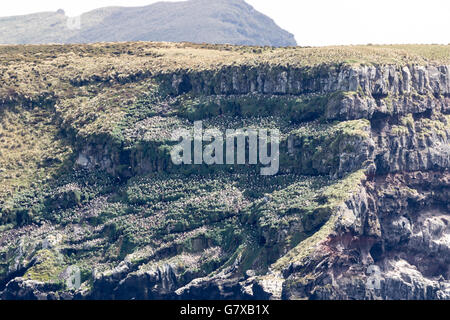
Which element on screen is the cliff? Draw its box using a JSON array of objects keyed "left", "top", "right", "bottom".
[{"left": 0, "top": 43, "right": 449, "bottom": 299}]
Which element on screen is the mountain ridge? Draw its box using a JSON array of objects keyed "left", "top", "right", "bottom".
[{"left": 0, "top": 0, "right": 297, "bottom": 46}]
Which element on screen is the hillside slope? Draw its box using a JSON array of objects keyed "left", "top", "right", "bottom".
[
  {"left": 0, "top": 43, "right": 449, "bottom": 300},
  {"left": 0, "top": 0, "right": 296, "bottom": 46}
]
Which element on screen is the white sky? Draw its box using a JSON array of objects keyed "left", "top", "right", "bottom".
[{"left": 0, "top": 0, "right": 449, "bottom": 46}]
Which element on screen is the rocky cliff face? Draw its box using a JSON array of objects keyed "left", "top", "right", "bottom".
[
  {"left": 163, "top": 65, "right": 450, "bottom": 97},
  {"left": 0, "top": 43, "right": 448, "bottom": 300}
]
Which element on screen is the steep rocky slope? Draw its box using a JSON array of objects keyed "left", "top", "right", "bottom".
[
  {"left": 0, "top": 43, "right": 448, "bottom": 299},
  {"left": 0, "top": 0, "right": 296, "bottom": 46}
]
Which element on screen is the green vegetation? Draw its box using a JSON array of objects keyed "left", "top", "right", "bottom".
[
  {"left": 24, "top": 249, "right": 65, "bottom": 283},
  {"left": 285, "top": 119, "right": 370, "bottom": 175},
  {"left": 0, "top": 106, "right": 73, "bottom": 222},
  {"left": 174, "top": 93, "right": 332, "bottom": 123}
]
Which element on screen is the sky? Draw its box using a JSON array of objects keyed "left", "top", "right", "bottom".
[{"left": 0, "top": 0, "right": 449, "bottom": 46}]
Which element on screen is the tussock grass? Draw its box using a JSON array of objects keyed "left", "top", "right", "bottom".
[{"left": 0, "top": 106, "right": 72, "bottom": 205}]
